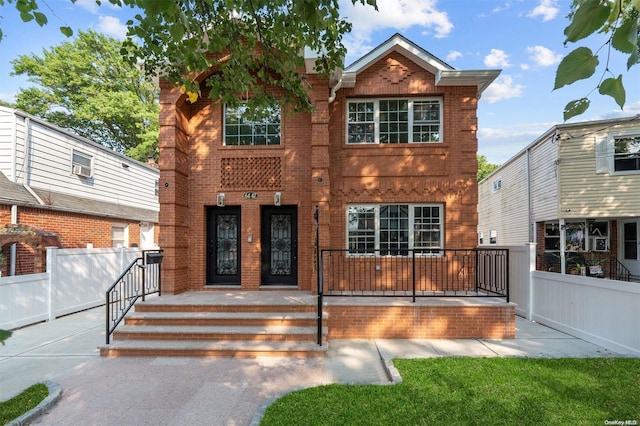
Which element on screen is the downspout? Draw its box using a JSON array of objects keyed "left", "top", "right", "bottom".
[
  {"left": 22, "top": 117, "right": 45, "bottom": 205},
  {"left": 10, "top": 108, "right": 17, "bottom": 182},
  {"left": 328, "top": 77, "right": 343, "bottom": 103},
  {"left": 10, "top": 206, "right": 17, "bottom": 276},
  {"left": 526, "top": 147, "right": 532, "bottom": 242}
]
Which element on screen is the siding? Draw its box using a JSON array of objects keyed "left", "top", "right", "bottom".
[
  {"left": 558, "top": 121, "right": 640, "bottom": 218},
  {"left": 478, "top": 154, "right": 529, "bottom": 245},
  {"left": 529, "top": 135, "right": 558, "bottom": 222},
  {"left": 0, "top": 108, "right": 159, "bottom": 212}
]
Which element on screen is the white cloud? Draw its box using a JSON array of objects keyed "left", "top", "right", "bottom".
[
  {"left": 341, "top": 0, "right": 453, "bottom": 63},
  {"left": 98, "top": 16, "right": 128, "bottom": 39},
  {"left": 520, "top": 64, "right": 531, "bottom": 70},
  {"left": 484, "top": 49, "right": 511, "bottom": 68},
  {"left": 446, "top": 50, "right": 462, "bottom": 62},
  {"left": 481, "top": 75, "right": 524, "bottom": 104},
  {"left": 74, "top": 0, "right": 100, "bottom": 14},
  {"left": 526, "top": 45, "right": 563, "bottom": 67},
  {"left": 527, "top": 0, "right": 559, "bottom": 22}
]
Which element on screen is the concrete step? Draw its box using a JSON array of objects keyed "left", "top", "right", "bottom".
[
  {"left": 124, "top": 311, "right": 326, "bottom": 327},
  {"left": 113, "top": 325, "right": 327, "bottom": 342},
  {"left": 99, "top": 339, "right": 327, "bottom": 358},
  {"left": 134, "top": 303, "right": 317, "bottom": 313}
]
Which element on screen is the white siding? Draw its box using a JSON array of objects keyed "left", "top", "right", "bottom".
[
  {"left": 478, "top": 154, "right": 530, "bottom": 245},
  {"left": 0, "top": 108, "right": 159, "bottom": 212},
  {"left": 558, "top": 121, "right": 640, "bottom": 218},
  {"left": 529, "top": 135, "right": 559, "bottom": 223}
]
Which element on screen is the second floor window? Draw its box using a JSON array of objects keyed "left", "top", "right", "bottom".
[
  {"left": 224, "top": 103, "right": 281, "bottom": 146},
  {"left": 347, "top": 98, "right": 442, "bottom": 144},
  {"left": 71, "top": 149, "right": 93, "bottom": 178},
  {"left": 614, "top": 135, "right": 640, "bottom": 172}
]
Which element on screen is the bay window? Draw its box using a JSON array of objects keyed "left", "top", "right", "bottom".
[
  {"left": 347, "top": 204, "right": 443, "bottom": 254},
  {"left": 347, "top": 98, "right": 442, "bottom": 144}
]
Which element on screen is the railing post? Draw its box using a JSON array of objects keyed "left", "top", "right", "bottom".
[
  {"left": 505, "top": 248, "right": 510, "bottom": 303},
  {"left": 105, "top": 291, "right": 110, "bottom": 345},
  {"left": 141, "top": 253, "right": 147, "bottom": 302},
  {"left": 474, "top": 249, "right": 479, "bottom": 294},
  {"left": 412, "top": 249, "right": 416, "bottom": 303},
  {"left": 315, "top": 206, "right": 323, "bottom": 346}
]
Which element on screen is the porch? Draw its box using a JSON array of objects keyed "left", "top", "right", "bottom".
[{"left": 100, "top": 290, "right": 516, "bottom": 358}]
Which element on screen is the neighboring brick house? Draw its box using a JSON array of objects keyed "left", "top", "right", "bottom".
[
  {"left": 0, "top": 107, "right": 160, "bottom": 276},
  {"left": 158, "top": 33, "right": 501, "bottom": 294}
]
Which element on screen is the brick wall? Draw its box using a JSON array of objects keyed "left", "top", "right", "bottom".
[
  {"left": 326, "top": 304, "right": 515, "bottom": 339},
  {"left": 159, "top": 51, "right": 480, "bottom": 293},
  {"left": 0, "top": 203, "right": 156, "bottom": 275}
]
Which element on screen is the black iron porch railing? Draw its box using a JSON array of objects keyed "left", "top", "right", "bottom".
[
  {"left": 319, "top": 248, "right": 509, "bottom": 301},
  {"left": 315, "top": 247, "right": 509, "bottom": 345},
  {"left": 105, "top": 250, "right": 163, "bottom": 344},
  {"left": 609, "top": 257, "right": 631, "bottom": 281}
]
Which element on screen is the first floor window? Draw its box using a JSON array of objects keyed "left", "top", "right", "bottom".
[
  {"left": 112, "top": 224, "right": 128, "bottom": 248},
  {"left": 347, "top": 204, "right": 443, "bottom": 254}
]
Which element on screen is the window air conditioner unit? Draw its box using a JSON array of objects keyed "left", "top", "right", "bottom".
[{"left": 72, "top": 164, "right": 91, "bottom": 177}]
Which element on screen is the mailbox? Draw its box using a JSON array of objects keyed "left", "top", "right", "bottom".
[{"left": 145, "top": 252, "right": 164, "bottom": 265}]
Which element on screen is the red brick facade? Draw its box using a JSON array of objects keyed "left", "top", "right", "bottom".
[
  {"left": 158, "top": 38, "right": 486, "bottom": 294},
  {"left": 0, "top": 204, "right": 155, "bottom": 275}
]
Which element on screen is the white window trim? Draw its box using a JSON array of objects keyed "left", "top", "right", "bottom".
[
  {"left": 112, "top": 223, "right": 129, "bottom": 248},
  {"left": 71, "top": 149, "right": 93, "bottom": 178},
  {"left": 597, "top": 131, "right": 640, "bottom": 175},
  {"left": 346, "top": 98, "right": 443, "bottom": 145},
  {"left": 223, "top": 102, "right": 282, "bottom": 146},
  {"left": 346, "top": 203, "right": 444, "bottom": 254},
  {"left": 492, "top": 177, "right": 502, "bottom": 193}
]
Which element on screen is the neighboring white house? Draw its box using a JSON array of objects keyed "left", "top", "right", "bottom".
[
  {"left": 0, "top": 106, "right": 159, "bottom": 276},
  {"left": 478, "top": 115, "right": 640, "bottom": 278}
]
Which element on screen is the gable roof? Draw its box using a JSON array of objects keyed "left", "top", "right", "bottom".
[{"left": 339, "top": 33, "right": 500, "bottom": 97}]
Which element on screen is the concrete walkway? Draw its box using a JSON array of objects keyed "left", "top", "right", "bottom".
[{"left": 0, "top": 307, "right": 631, "bottom": 426}]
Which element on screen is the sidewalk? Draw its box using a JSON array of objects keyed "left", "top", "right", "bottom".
[{"left": 0, "top": 307, "right": 630, "bottom": 425}]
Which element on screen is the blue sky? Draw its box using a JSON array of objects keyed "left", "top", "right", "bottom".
[{"left": 1, "top": 0, "right": 639, "bottom": 165}]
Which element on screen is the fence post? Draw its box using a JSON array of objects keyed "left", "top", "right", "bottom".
[{"left": 46, "top": 247, "right": 57, "bottom": 322}]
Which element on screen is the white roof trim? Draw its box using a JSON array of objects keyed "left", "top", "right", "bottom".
[{"left": 337, "top": 33, "right": 501, "bottom": 96}]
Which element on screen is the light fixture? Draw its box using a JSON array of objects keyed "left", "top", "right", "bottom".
[
  {"left": 217, "top": 193, "right": 225, "bottom": 207},
  {"left": 274, "top": 192, "right": 281, "bottom": 206}
]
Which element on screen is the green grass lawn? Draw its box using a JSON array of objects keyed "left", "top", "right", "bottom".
[
  {"left": 261, "top": 358, "right": 640, "bottom": 425},
  {"left": 0, "top": 383, "right": 48, "bottom": 425}
]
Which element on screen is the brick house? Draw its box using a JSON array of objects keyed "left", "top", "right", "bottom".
[
  {"left": 159, "top": 33, "right": 500, "bottom": 293},
  {"left": 0, "top": 107, "right": 160, "bottom": 276},
  {"left": 101, "top": 34, "right": 512, "bottom": 356}
]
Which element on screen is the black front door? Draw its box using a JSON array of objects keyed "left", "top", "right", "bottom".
[
  {"left": 261, "top": 206, "right": 297, "bottom": 285},
  {"left": 207, "top": 207, "right": 241, "bottom": 285}
]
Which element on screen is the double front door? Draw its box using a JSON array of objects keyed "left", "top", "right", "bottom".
[{"left": 206, "top": 206, "right": 297, "bottom": 286}]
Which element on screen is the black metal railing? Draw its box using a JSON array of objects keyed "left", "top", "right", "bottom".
[
  {"left": 608, "top": 257, "right": 631, "bottom": 281},
  {"left": 318, "top": 248, "right": 509, "bottom": 303},
  {"left": 537, "top": 252, "right": 631, "bottom": 281},
  {"left": 105, "top": 249, "right": 163, "bottom": 344}
]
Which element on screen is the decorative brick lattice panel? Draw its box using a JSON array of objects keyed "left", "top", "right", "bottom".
[{"left": 221, "top": 157, "right": 282, "bottom": 189}]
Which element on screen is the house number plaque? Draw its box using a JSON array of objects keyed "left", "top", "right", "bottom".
[{"left": 243, "top": 192, "right": 258, "bottom": 200}]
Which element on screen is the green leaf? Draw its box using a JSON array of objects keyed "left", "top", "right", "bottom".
[
  {"left": 599, "top": 75, "right": 626, "bottom": 109},
  {"left": 564, "top": 0, "right": 612, "bottom": 43},
  {"left": 0, "top": 329, "right": 12, "bottom": 345},
  {"left": 60, "top": 26, "right": 74, "bottom": 37},
  {"left": 34, "top": 11, "right": 48, "bottom": 27},
  {"left": 20, "top": 11, "right": 34, "bottom": 23},
  {"left": 627, "top": 49, "right": 640, "bottom": 70},
  {"left": 563, "top": 98, "right": 591, "bottom": 121},
  {"left": 612, "top": 18, "right": 638, "bottom": 53},
  {"left": 554, "top": 47, "right": 599, "bottom": 90}
]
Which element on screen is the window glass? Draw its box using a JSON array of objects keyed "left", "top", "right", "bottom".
[
  {"left": 613, "top": 135, "right": 640, "bottom": 172},
  {"left": 347, "top": 99, "right": 441, "bottom": 144},
  {"left": 224, "top": 103, "right": 281, "bottom": 146},
  {"left": 347, "top": 204, "right": 443, "bottom": 254},
  {"left": 347, "top": 206, "right": 375, "bottom": 252}
]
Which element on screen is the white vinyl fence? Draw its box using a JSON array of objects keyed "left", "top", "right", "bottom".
[
  {"left": 505, "top": 244, "right": 640, "bottom": 355},
  {"left": 0, "top": 247, "right": 142, "bottom": 330}
]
